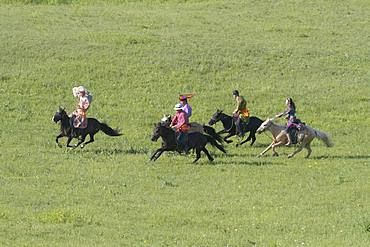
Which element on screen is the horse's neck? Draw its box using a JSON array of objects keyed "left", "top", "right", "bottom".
[
  {"left": 268, "top": 122, "right": 286, "bottom": 138},
  {"left": 220, "top": 113, "right": 233, "bottom": 129},
  {"left": 62, "top": 115, "right": 70, "bottom": 125},
  {"left": 161, "top": 127, "right": 176, "bottom": 142}
]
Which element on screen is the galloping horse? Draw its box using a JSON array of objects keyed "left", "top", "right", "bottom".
[
  {"left": 160, "top": 115, "right": 224, "bottom": 145},
  {"left": 256, "top": 118, "right": 334, "bottom": 158},
  {"left": 150, "top": 122, "right": 226, "bottom": 163},
  {"left": 208, "top": 110, "right": 263, "bottom": 146},
  {"left": 53, "top": 107, "right": 121, "bottom": 148}
]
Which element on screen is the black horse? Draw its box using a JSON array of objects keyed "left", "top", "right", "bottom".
[
  {"left": 208, "top": 110, "right": 263, "bottom": 146},
  {"left": 53, "top": 107, "right": 121, "bottom": 148},
  {"left": 150, "top": 122, "right": 226, "bottom": 163},
  {"left": 160, "top": 115, "right": 224, "bottom": 145}
]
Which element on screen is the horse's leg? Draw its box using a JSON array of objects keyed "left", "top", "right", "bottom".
[
  {"left": 224, "top": 132, "right": 234, "bottom": 143},
  {"left": 66, "top": 135, "right": 75, "bottom": 148},
  {"left": 305, "top": 143, "right": 312, "bottom": 158},
  {"left": 288, "top": 145, "right": 303, "bottom": 158},
  {"left": 259, "top": 142, "right": 274, "bottom": 156},
  {"left": 56, "top": 133, "right": 64, "bottom": 148},
  {"left": 81, "top": 133, "right": 95, "bottom": 148},
  {"left": 202, "top": 147, "right": 214, "bottom": 162},
  {"left": 75, "top": 134, "right": 86, "bottom": 148},
  {"left": 237, "top": 132, "right": 252, "bottom": 147},
  {"left": 75, "top": 130, "right": 87, "bottom": 147},
  {"left": 271, "top": 141, "right": 285, "bottom": 157},
  {"left": 150, "top": 148, "right": 161, "bottom": 161},
  {"left": 217, "top": 129, "right": 227, "bottom": 135},
  {"left": 288, "top": 136, "right": 312, "bottom": 158},
  {"left": 249, "top": 132, "right": 257, "bottom": 146},
  {"left": 193, "top": 147, "right": 202, "bottom": 163},
  {"left": 152, "top": 149, "right": 165, "bottom": 162}
]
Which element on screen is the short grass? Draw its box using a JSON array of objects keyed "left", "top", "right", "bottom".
[{"left": 0, "top": 0, "right": 369, "bottom": 246}]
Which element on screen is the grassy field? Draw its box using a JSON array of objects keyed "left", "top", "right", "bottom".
[{"left": 0, "top": 0, "right": 370, "bottom": 246}]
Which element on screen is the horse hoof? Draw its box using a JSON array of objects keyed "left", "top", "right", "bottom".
[
  {"left": 57, "top": 144, "right": 62, "bottom": 148},
  {"left": 235, "top": 144, "right": 239, "bottom": 148},
  {"left": 272, "top": 153, "right": 279, "bottom": 157},
  {"left": 80, "top": 144, "right": 84, "bottom": 149}
]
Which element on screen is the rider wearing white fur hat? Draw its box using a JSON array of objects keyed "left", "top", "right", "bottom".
[{"left": 71, "top": 86, "right": 93, "bottom": 137}]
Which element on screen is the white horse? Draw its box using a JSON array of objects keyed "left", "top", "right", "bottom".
[{"left": 256, "top": 118, "right": 333, "bottom": 158}]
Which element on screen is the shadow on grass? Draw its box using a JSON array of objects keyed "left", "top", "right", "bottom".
[
  {"left": 210, "top": 160, "right": 285, "bottom": 166},
  {"left": 212, "top": 152, "right": 258, "bottom": 158},
  {"left": 86, "top": 147, "right": 149, "bottom": 155},
  {"left": 311, "top": 155, "right": 370, "bottom": 160}
]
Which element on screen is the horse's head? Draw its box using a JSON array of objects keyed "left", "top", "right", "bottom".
[
  {"left": 151, "top": 122, "right": 174, "bottom": 142},
  {"left": 208, "top": 109, "right": 223, "bottom": 125},
  {"left": 160, "top": 114, "right": 172, "bottom": 127},
  {"left": 53, "top": 107, "right": 67, "bottom": 123},
  {"left": 151, "top": 122, "right": 163, "bottom": 141},
  {"left": 256, "top": 118, "right": 274, "bottom": 134}
]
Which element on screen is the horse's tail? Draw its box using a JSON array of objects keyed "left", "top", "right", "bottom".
[
  {"left": 203, "top": 125, "right": 224, "bottom": 144},
  {"left": 205, "top": 135, "right": 227, "bottom": 153},
  {"left": 100, "top": 123, "right": 122, "bottom": 136},
  {"left": 313, "top": 128, "right": 334, "bottom": 147}
]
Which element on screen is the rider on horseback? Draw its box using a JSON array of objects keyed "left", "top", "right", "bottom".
[
  {"left": 170, "top": 103, "right": 190, "bottom": 152},
  {"left": 232, "top": 90, "right": 250, "bottom": 137},
  {"left": 179, "top": 95, "right": 192, "bottom": 118},
  {"left": 275, "top": 97, "right": 301, "bottom": 146},
  {"left": 71, "top": 86, "right": 92, "bottom": 137}
]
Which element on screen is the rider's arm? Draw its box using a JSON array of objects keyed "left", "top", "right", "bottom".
[
  {"left": 170, "top": 115, "right": 178, "bottom": 127},
  {"left": 276, "top": 108, "right": 288, "bottom": 118},
  {"left": 233, "top": 97, "right": 241, "bottom": 114}
]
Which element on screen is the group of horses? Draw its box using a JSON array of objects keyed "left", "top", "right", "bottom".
[{"left": 53, "top": 107, "right": 333, "bottom": 163}]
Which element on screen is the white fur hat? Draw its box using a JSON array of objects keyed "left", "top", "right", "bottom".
[
  {"left": 173, "top": 103, "right": 183, "bottom": 111},
  {"left": 78, "top": 86, "right": 86, "bottom": 92},
  {"left": 72, "top": 86, "right": 88, "bottom": 97}
]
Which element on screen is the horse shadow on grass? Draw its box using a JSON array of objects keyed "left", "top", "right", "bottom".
[
  {"left": 86, "top": 147, "right": 149, "bottom": 155},
  {"left": 209, "top": 160, "right": 285, "bottom": 166},
  {"left": 194, "top": 151, "right": 285, "bottom": 166},
  {"left": 311, "top": 154, "right": 370, "bottom": 160}
]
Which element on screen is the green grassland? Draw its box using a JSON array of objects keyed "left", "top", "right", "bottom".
[{"left": 0, "top": 0, "right": 369, "bottom": 246}]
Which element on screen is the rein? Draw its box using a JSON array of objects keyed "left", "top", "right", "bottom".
[
  {"left": 263, "top": 131, "right": 274, "bottom": 141},
  {"left": 260, "top": 118, "right": 278, "bottom": 141}
]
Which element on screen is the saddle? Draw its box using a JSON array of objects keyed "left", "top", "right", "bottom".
[
  {"left": 175, "top": 132, "right": 189, "bottom": 153},
  {"left": 188, "top": 122, "right": 204, "bottom": 134},
  {"left": 72, "top": 115, "right": 88, "bottom": 129},
  {"left": 287, "top": 119, "right": 305, "bottom": 144}
]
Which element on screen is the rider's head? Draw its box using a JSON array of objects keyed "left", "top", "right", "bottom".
[
  {"left": 179, "top": 95, "right": 187, "bottom": 103},
  {"left": 232, "top": 90, "right": 239, "bottom": 98},
  {"left": 286, "top": 97, "right": 294, "bottom": 105},
  {"left": 174, "top": 103, "right": 183, "bottom": 112},
  {"left": 78, "top": 86, "right": 86, "bottom": 96}
]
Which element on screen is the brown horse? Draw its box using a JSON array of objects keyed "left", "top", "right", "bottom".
[{"left": 256, "top": 118, "right": 333, "bottom": 158}]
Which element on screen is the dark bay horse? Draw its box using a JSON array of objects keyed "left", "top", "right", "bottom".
[
  {"left": 53, "top": 107, "right": 121, "bottom": 148},
  {"left": 208, "top": 110, "right": 263, "bottom": 146},
  {"left": 150, "top": 122, "right": 226, "bottom": 163}
]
